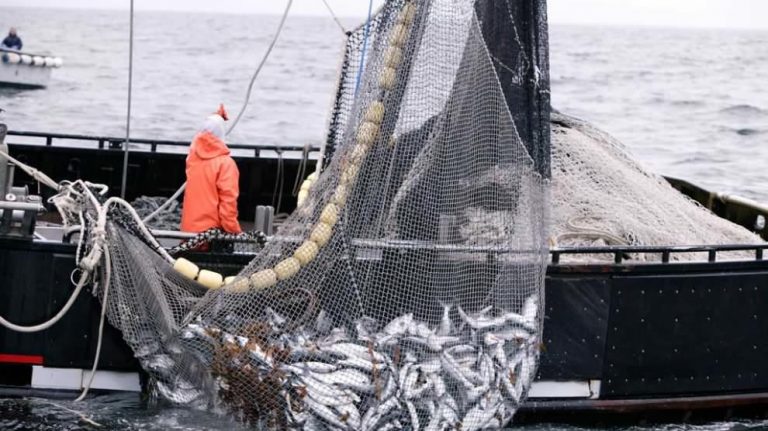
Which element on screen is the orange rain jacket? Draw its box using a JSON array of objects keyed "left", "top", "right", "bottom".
[{"left": 180, "top": 131, "right": 242, "bottom": 233}]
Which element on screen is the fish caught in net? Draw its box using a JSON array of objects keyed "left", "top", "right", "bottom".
[{"left": 49, "top": 0, "right": 551, "bottom": 429}]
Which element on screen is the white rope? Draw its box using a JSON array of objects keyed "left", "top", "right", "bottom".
[
  {"left": 0, "top": 269, "right": 91, "bottom": 333},
  {"left": 227, "top": 0, "right": 294, "bottom": 136},
  {"left": 76, "top": 247, "right": 111, "bottom": 402}
]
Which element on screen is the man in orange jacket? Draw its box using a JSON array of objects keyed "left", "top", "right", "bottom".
[{"left": 180, "top": 105, "right": 242, "bottom": 234}]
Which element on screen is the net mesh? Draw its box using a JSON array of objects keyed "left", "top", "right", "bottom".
[
  {"left": 550, "top": 112, "right": 764, "bottom": 261},
  {"left": 59, "top": 0, "right": 551, "bottom": 429}
]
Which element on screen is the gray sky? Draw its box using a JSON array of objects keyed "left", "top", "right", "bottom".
[{"left": 2, "top": 0, "right": 768, "bottom": 29}]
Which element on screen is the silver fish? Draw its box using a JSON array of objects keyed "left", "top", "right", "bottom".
[
  {"left": 327, "top": 342, "right": 385, "bottom": 363},
  {"left": 337, "top": 355, "right": 375, "bottom": 372},
  {"left": 362, "top": 396, "right": 400, "bottom": 431},
  {"left": 382, "top": 313, "right": 413, "bottom": 336},
  {"left": 321, "top": 368, "right": 374, "bottom": 393},
  {"left": 302, "top": 376, "right": 356, "bottom": 407},
  {"left": 355, "top": 316, "right": 379, "bottom": 341},
  {"left": 315, "top": 310, "right": 334, "bottom": 334},
  {"left": 457, "top": 306, "right": 529, "bottom": 331},
  {"left": 406, "top": 400, "right": 420, "bottom": 431},
  {"left": 437, "top": 304, "right": 452, "bottom": 336},
  {"left": 303, "top": 396, "right": 349, "bottom": 429},
  {"left": 521, "top": 295, "right": 538, "bottom": 327},
  {"left": 440, "top": 352, "right": 474, "bottom": 389},
  {"left": 461, "top": 394, "right": 501, "bottom": 431},
  {"left": 336, "top": 402, "right": 362, "bottom": 430}
]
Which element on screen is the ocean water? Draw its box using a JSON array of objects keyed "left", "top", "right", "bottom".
[{"left": 1, "top": 6, "right": 768, "bottom": 430}]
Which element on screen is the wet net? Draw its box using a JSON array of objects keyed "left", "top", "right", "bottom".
[
  {"left": 550, "top": 112, "right": 764, "bottom": 261},
  {"left": 53, "top": 0, "right": 551, "bottom": 429}
]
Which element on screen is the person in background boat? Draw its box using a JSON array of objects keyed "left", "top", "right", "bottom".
[
  {"left": 180, "top": 104, "right": 242, "bottom": 234},
  {"left": 1, "top": 28, "right": 22, "bottom": 51}
]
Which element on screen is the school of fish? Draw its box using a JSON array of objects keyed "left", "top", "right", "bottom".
[{"left": 178, "top": 294, "right": 541, "bottom": 430}]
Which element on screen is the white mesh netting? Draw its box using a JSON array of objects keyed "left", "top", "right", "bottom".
[
  {"left": 550, "top": 112, "right": 764, "bottom": 261},
  {"left": 55, "top": 1, "right": 551, "bottom": 429}
]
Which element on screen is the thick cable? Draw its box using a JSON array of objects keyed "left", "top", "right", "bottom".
[
  {"left": 120, "top": 0, "right": 135, "bottom": 199},
  {"left": 0, "top": 148, "right": 60, "bottom": 191},
  {"left": 353, "top": 0, "right": 375, "bottom": 95},
  {"left": 227, "top": 0, "right": 294, "bottom": 136},
  {"left": 321, "top": 0, "right": 347, "bottom": 34},
  {"left": 291, "top": 144, "right": 310, "bottom": 196}
]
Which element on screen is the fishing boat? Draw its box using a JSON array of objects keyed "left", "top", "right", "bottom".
[
  {"left": 2, "top": 121, "right": 768, "bottom": 424},
  {"left": 1, "top": 0, "right": 767, "bottom": 427},
  {"left": 0, "top": 48, "right": 62, "bottom": 89}
]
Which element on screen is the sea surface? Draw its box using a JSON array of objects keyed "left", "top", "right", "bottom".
[{"left": 1, "top": 6, "right": 768, "bottom": 431}]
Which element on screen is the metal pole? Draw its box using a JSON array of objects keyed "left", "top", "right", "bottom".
[{"left": 120, "top": 0, "right": 134, "bottom": 199}]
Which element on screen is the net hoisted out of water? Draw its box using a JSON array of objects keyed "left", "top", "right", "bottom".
[{"left": 60, "top": 0, "right": 551, "bottom": 428}]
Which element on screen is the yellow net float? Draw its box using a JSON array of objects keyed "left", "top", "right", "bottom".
[
  {"left": 250, "top": 269, "right": 278, "bottom": 290},
  {"left": 357, "top": 121, "right": 380, "bottom": 148},
  {"left": 384, "top": 46, "right": 402, "bottom": 69},
  {"left": 297, "top": 189, "right": 309, "bottom": 206},
  {"left": 332, "top": 184, "right": 349, "bottom": 208},
  {"left": 173, "top": 258, "right": 200, "bottom": 281},
  {"left": 364, "top": 101, "right": 385, "bottom": 125},
  {"left": 310, "top": 222, "right": 333, "bottom": 247},
  {"left": 293, "top": 240, "right": 319, "bottom": 266},
  {"left": 345, "top": 144, "right": 368, "bottom": 166},
  {"left": 403, "top": 2, "right": 416, "bottom": 24},
  {"left": 197, "top": 270, "right": 223, "bottom": 290},
  {"left": 340, "top": 164, "right": 360, "bottom": 186},
  {"left": 319, "top": 203, "right": 339, "bottom": 226},
  {"left": 224, "top": 276, "right": 251, "bottom": 293},
  {"left": 389, "top": 24, "right": 407, "bottom": 48},
  {"left": 379, "top": 67, "right": 397, "bottom": 90},
  {"left": 274, "top": 257, "right": 301, "bottom": 280}
]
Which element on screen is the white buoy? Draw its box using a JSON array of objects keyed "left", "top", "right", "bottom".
[
  {"left": 197, "top": 270, "right": 223, "bottom": 289},
  {"left": 53, "top": 57, "right": 63, "bottom": 68},
  {"left": 310, "top": 222, "right": 333, "bottom": 247},
  {"left": 32, "top": 56, "right": 45, "bottom": 66},
  {"left": 224, "top": 276, "right": 251, "bottom": 293},
  {"left": 379, "top": 67, "right": 397, "bottom": 90},
  {"left": 319, "top": 203, "right": 340, "bottom": 227},
  {"left": 20, "top": 54, "right": 32, "bottom": 65},
  {"left": 44, "top": 57, "right": 56, "bottom": 67},
  {"left": 173, "top": 258, "right": 200, "bottom": 281},
  {"left": 249, "top": 269, "right": 278, "bottom": 291},
  {"left": 274, "top": 257, "right": 301, "bottom": 280},
  {"left": 332, "top": 184, "right": 349, "bottom": 208},
  {"left": 4, "top": 53, "right": 21, "bottom": 64},
  {"left": 294, "top": 240, "right": 320, "bottom": 266}
]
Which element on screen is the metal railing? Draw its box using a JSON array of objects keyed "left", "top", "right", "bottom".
[
  {"left": 6, "top": 130, "right": 323, "bottom": 159},
  {"left": 550, "top": 243, "right": 768, "bottom": 264}
]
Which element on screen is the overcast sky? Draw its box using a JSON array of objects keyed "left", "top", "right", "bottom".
[{"left": 2, "top": 0, "right": 767, "bottom": 29}]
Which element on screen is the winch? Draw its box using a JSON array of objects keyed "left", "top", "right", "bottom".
[{"left": 0, "top": 124, "right": 43, "bottom": 239}]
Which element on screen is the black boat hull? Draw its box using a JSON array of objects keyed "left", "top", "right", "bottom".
[{"left": 2, "top": 237, "right": 767, "bottom": 422}]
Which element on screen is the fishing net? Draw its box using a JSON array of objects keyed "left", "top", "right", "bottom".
[
  {"left": 53, "top": 0, "right": 551, "bottom": 429},
  {"left": 550, "top": 112, "right": 764, "bottom": 261}
]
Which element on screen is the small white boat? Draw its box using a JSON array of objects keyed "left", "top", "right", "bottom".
[{"left": 0, "top": 49, "right": 62, "bottom": 89}]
